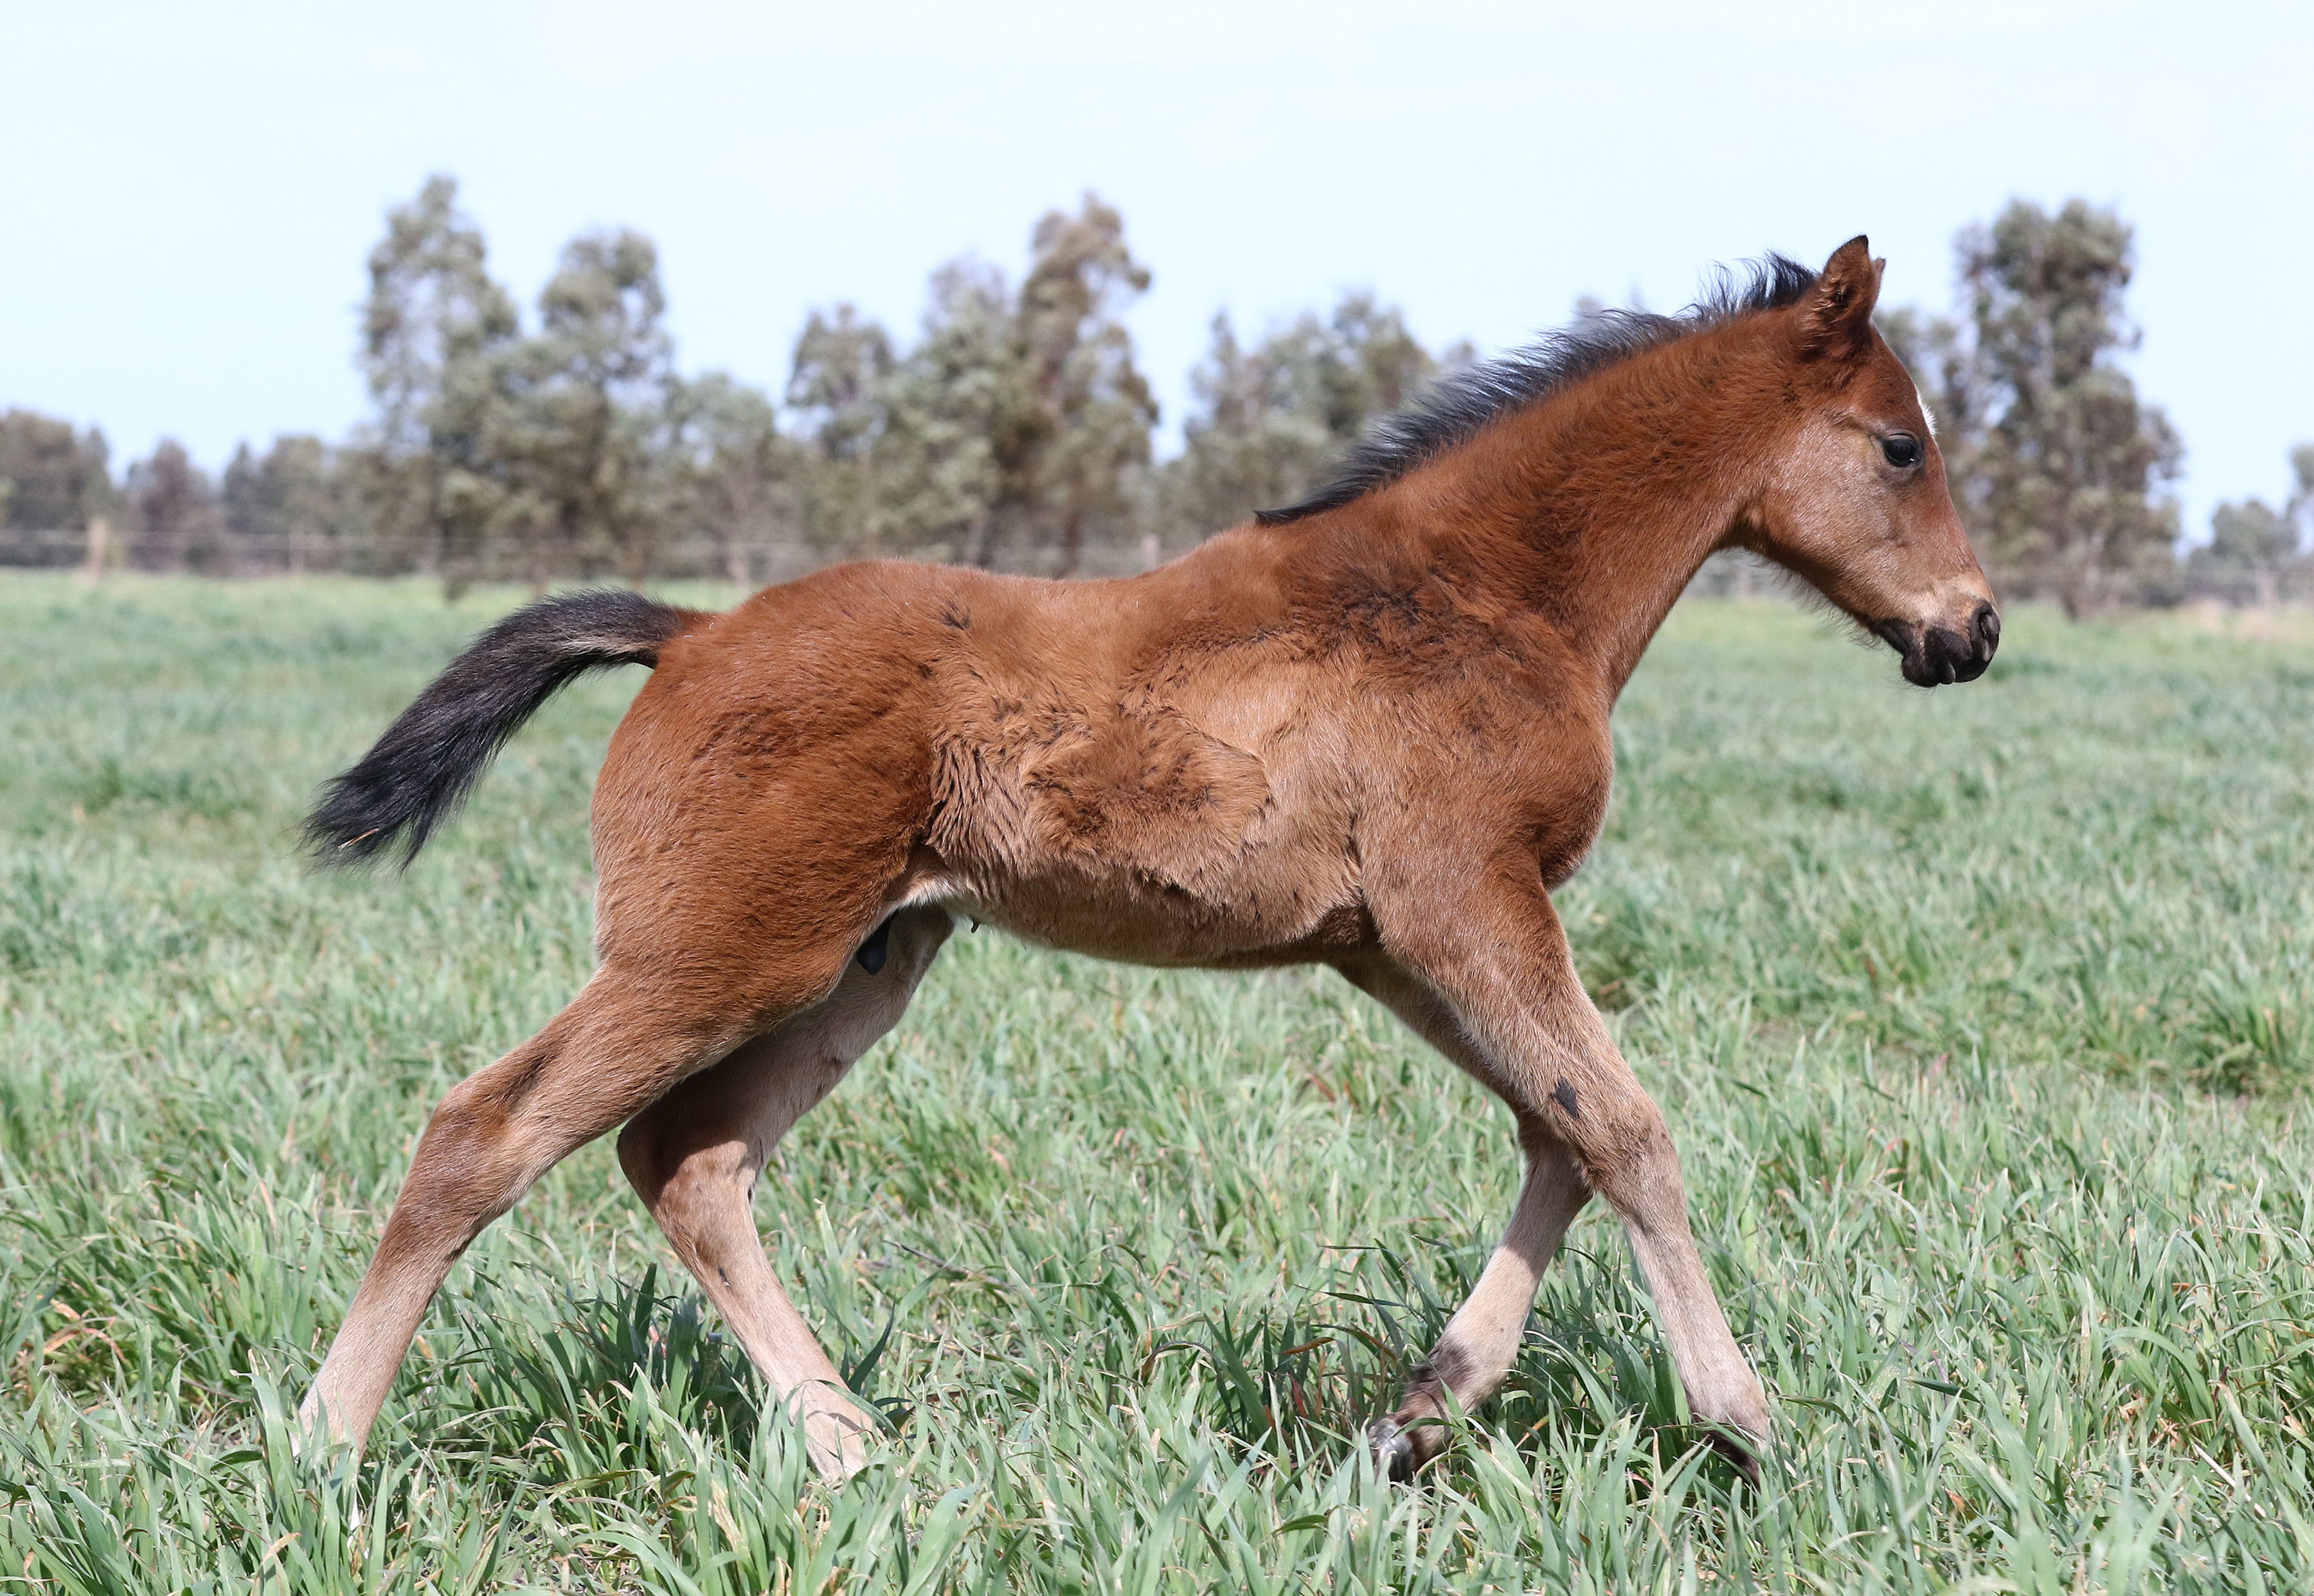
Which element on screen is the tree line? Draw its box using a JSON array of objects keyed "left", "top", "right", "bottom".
[{"left": 3, "top": 181, "right": 2306, "bottom": 610}]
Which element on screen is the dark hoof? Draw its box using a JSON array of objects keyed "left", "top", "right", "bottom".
[
  {"left": 1707, "top": 1428, "right": 1762, "bottom": 1489},
  {"left": 1367, "top": 1417, "right": 1418, "bottom": 1482}
]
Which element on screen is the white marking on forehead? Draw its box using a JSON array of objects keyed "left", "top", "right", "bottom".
[{"left": 1914, "top": 382, "right": 1938, "bottom": 439}]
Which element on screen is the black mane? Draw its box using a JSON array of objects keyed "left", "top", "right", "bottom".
[{"left": 1254, "top": 253, "right": 1820, "bottom": 526}]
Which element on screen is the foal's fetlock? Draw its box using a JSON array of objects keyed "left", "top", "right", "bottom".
[
  {"left": 1365, "top": 1385, "right": 1452, "bottom": 1481},
  {"left": 1705, "top": 1427, "right": 1765, "bottom": 1489},
  {"left": 289, "top": 1389, "right": 343, "bottom": 1460},
  {"left": 797, "top": 1391, "right": 875, "bottom": 1483},
  {"left": 1694, "top": 1378, "right": 1771, "bottom": 1486}
]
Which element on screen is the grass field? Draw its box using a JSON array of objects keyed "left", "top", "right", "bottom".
[{"left": 1, "top": 572, "right": 2310, "bottom": 1593}]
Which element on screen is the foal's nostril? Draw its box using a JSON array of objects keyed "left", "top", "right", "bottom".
[{"left": 1972, "top": 604, "right": 2001, "bottom": 657}]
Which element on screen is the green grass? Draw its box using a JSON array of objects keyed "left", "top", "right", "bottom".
[{"left": 1, "top": 572, "right": 2310, "bottom": 1592}]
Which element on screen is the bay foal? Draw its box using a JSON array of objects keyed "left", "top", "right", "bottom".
[{"left": 302, "top": 237, "right": 1998, "bottom": 1481}]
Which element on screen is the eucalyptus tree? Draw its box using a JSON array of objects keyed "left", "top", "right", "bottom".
[
  {"left": 220, "top": 435, "right": 352, "bottom": 573},
  {"left": 780, "top": 197, "right": 1160, "bottom": 575},
  {"left": 354, "top": 175, "right": 521, "bottom": 590},
  {"left": 1950, "top": 201, "right": 2182, "bottom": 614},
  {"left": 500, "top": 229, "right": 678, "bottom": 586},
  {"left": 2193, "top": 444, "right": 2314, "bottom": 603},
  {"left": 1163, "top": 292, "right": 1442, "bottom": 539},
  {"left": 0, "top": 409, "right": 113, "bottom": 533},
  {"left": 124, "top": 440, "right": 221, "bottom": 572},
  {"left": 874, "top": 259, "right": 1021, "bottom": 564},
  {"left": 656, "top": 372, "right": 796, "bottom": 584},
  {"left": 784, "top": 303, "right": 897, "bottom": 557},
  {"left": 1009, "top": 194, "right": 1157, "bottom": 575}
]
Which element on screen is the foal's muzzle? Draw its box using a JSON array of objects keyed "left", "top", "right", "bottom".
[{"left": 1879, "top": 603, "right": 1999, "bottom": 688}]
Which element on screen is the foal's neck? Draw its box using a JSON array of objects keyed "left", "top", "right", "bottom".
[{"left": 1383, "top": 327, "right": 1777, "bottom": 700}]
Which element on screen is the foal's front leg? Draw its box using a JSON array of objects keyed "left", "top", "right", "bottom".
[
  {"left": 1361, "top": 880, "right": 1770, "bottom": 1476},
  {"left": 1341, "top": 960, "right": 1593, "bottom": 1476}
]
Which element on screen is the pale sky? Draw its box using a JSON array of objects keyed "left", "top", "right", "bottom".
[{"left": 3, "top": 0, "right": 2309, "bottom": 535}]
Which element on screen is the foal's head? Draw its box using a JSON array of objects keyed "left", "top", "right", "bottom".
[{"left": 1739, "top": 236, "right": 1999, "bottom": 686}]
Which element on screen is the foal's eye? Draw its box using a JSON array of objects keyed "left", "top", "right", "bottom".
[{"left": 1881, "top": 433, "right": 1923, "bottom": 469}]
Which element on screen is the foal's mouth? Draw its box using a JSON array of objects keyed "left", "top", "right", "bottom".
[{"left": 1874, "top": 604, "right": 2000, "bottom": 687}]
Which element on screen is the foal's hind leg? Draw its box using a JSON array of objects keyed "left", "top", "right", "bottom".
[
  {"left": 301, "top": 967, "right": 769, "bottom": 1451},
  {"left": 1341, "top": 958, "right": 1593, "bottom": 1477},
  {"left": 616, "top": 906, "right": 953, "bottom": 1479}
]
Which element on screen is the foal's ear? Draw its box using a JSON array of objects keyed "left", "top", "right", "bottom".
[{"left": 1797, "top": 235, "right": 1882, "bottom": 360}]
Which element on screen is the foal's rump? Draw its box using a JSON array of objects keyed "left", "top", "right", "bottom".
[{"left": 582, "top": 567, "right": 969, "bottom": 996}]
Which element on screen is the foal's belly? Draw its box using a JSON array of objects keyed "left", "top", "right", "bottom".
[{"left": 905, "top": 837, "right": 1370, "bottom": 971}]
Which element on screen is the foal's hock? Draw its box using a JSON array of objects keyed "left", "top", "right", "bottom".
[{"left": 301, "top": 236, "right": 1997, "bottom": 1482}]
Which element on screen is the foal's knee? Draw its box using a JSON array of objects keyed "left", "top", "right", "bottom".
[{"left": 1541, "top": 1084, "right": 1683, "bottom": 1216}]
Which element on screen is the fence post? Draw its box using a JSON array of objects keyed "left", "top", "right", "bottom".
[{"left": 78, "top": 517, "right": 111, "bottom": 586}]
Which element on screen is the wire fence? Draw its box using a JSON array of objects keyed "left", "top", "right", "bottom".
[
  {"left": 6, "top": 525, "right": 2308, "bottom": 610},
  {"left": 0, "top": 519, "right": 1188, "bottom": 585}
]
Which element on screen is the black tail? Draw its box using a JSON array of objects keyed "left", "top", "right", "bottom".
[{"left": 305, "top": 589, "right": 701, "bottom": 868}]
